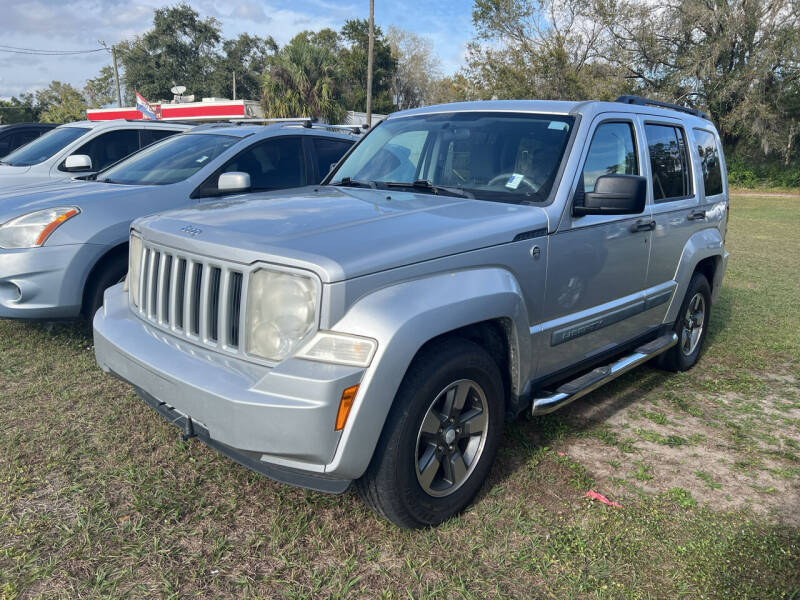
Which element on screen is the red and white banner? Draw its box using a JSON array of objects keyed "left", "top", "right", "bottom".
[{"left": 87, "top": 99, "right": 262, "bottom": 122}]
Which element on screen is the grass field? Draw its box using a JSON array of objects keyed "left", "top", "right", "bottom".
[{"left": 1, "top": 194, "right": 799, "bottom": 599}]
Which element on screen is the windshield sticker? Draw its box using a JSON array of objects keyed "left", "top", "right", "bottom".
[
  {"left": 505, "top": 173, "right": 525, "bottom": 189},
  {"left": 196, "top": 155, "right": 210, "bottom": 163},
  {"left": 548, "top": 121, "right": 569, "bottom": 130}
]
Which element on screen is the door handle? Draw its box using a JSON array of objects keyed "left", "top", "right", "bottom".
[
  {"left": 688, "top": 209, "right": 706, "bottom": 221},
  {"left": 631, "top": 219, "right": 656, "bottom": 232}
]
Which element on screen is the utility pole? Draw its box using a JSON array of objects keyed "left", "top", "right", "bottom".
[
  {"left": 111, "top": 45, "right": 122, "bottom": 108},
  {"left": 100, "top": 40, "right": 123, "bottom": 107},
  {"left": 233, "top": 71, "right": 237, "bottom": 100},
  {"left": 366, "top": 0, "right": 374, "bottom": 128}
]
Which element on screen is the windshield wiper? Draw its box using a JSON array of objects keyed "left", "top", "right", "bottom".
[
  {"left": 379, "top": 180, "right": 475, "bottom": 199},
  {"left": 332, "top": 177, "right": 377, "bottom": 189}
]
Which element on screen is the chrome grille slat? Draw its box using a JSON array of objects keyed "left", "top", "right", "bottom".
[
  {"left": 146, "top": 249, "right": 158, "bottom": 319},
  {"left": 218, "top": 269, "right": 231, "bottom": 348},
  {"left": 156, "top": 253, "right": 168, "bottom": 324},
  {"left": 184, "top": 260, "right": 197, "bottom": 337},
  {"left": 228, "top": 272, "right": 243, "bottom": 349},
  {"left": 199, "top": 262, "right": 212, "bottom": 342},
  {"left": 174, "top": 258, "right": 187, "bottom": 330},
  {"left": 134, "top": 240, "right": 252, "bottom": 358}
]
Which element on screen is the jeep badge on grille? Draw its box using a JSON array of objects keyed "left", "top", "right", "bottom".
[{"left": 180, "top": 225, "right": 202, "bottom": 236}]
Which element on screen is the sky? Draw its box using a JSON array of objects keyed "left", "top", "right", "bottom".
[{"left": 0, "top": 0, "right": 475, "bottom": 100}]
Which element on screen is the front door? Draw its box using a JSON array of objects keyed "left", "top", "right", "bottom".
[{"left": 535, "top": 116, "right": 653, "bottom": 376}]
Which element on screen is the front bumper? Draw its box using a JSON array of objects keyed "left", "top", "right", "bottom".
[
  {"left": 0, "top": 244, "right": 97, "bottom": 319},
  {"left": 93, "top": 284, "right": 364, "bottom": 493}
]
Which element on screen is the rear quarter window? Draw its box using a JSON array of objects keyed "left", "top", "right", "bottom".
[
  {"left": 645, "top": 124, "right": 693, "bottom": 202},
  {"left": 693, "top": 128, "right": 724, "bottom": 197}
]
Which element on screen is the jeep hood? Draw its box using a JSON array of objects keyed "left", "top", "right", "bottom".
[{"left": 136, "top": 186, "right": 549, "bottom": 283}]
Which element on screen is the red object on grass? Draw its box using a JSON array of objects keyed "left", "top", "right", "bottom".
[{"left": 584, "top": 490, "right": 622, "bottom": 508}]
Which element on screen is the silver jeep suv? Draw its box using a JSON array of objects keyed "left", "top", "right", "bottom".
[{"left": 94, "top": 97, "right": 729, "bottom": 528}]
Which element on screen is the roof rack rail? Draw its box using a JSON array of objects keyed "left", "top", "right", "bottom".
[
  {"left": 230, "top": 117, "right": 314, "bottom": 127},
  {"left": 229, "top": 117, "right": 363, "bottom": 134},
  {"left": 615, "top": 95, "right": 710, "bottom": 121}
]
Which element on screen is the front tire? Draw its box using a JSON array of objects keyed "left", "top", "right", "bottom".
[
  {"left": 657, "top": 272, "right": 711, "bottom": 372},
  {"left": 83, "top": 253, "right": 128, "bottom": 319},
  {"left": 356, "top": 338, "right": 504, "bottom": 528}
]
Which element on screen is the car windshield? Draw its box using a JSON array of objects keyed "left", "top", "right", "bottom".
[
  {"left": 96, "top": 133, "right": 238, "bottom": 185},
  {"left": 330, "top": 111, "right": 575, "bottom": 203},
  {"left": 2, "top": 126, "right": 89, "bottom": 166}
]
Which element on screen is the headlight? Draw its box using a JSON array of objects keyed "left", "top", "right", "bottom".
[
  {"left": 128, "top": 233, "right": 143, "bottom": 307},
  {"left": 245, "top": 268, "right": 319, "bottom": 362},
  {"left": 296, "top": 332, "right": 377, "bottom": 367},
  {"left": 0, "top": 207, "right": 80, "bottom": 249}
]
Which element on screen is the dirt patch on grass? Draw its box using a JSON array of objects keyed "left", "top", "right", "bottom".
[{"left": 548, "top": 372, "right": 800, "bottom": 526}]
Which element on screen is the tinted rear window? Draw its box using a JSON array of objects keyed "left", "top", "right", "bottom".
[
  {"left": 2, "top": 126, "right": 89, "bottom": 166},
  {"left": 694, "top": 129, "right": 723, "bottom": 197},
  {"left": 645, "top": 124, "right": 693, "bottom": 201}
]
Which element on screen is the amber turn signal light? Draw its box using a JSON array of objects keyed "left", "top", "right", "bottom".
[{"left": 335, "top": 385, "right": 359, "bottom": 431}]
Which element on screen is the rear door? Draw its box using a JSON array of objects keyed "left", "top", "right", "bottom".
[
  {"left": 639, "top": 118, "right": 702, "bottom": 326},
  {"left": 536, "top": 114, "right": 653, "bottom": 376},
  {"left": 308, "top": 136, "right": 355, "bottom": 182},
  {"left": 192, "top": 136, "right": 309, "bottom": 199},
  {"left": 58, "top": 129, "right": 141, "bottom": 174}
]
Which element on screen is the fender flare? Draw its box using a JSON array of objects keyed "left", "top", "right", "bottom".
[
  {"left": 323, "top": 267, "right": 532, "bottom": 480},
  {"left": 665, "top": 227, "right": 725, "bottom": 324}
]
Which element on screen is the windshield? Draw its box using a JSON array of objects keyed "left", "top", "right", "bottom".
[
  {"left": 330, "top": 112, "right": 575, "bottom": 203},
  {"left": 97, "top": 133, "right": 238, "bottom": 185},
  {"left": 2, "top": 126, "right": 89, "bottom": 166}
]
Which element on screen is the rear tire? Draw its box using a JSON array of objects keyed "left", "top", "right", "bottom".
[
  {"left": 356, "top": 337, "right": 504, "bottom": 528},
  {"left": 83, "top": 253, "right": 128, "bottom": 319},
  {"left": 657, "top": 272, "right": 711, "bottom": 372}
]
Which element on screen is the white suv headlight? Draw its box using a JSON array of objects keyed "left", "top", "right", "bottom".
[
  {"left": 245, "top": 268, "right": 319, "bottom": 362},
  {"left": 0, "top": 207, "right": 80, "bottom": 249},
  {"left": 127, "top": 233, "right": 143, "bottom": 307}
]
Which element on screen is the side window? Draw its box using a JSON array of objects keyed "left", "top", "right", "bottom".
[
  {"left": 196, "top": 136, "right": 306, "bottom": 197},
  {"left": 645, "top": 124, "right": 693, "bottom": 201},
  {"left": 581, "top": 122, "right": 638, "bottom": 193},
  {"left": 0, "top": 134, "right": 11, "bottom": 156},
  {"left": 141, "top": 129, "right": 180, "bottom": 147},
  {"left": 63, "top": 129, "right": 140, "bottom": 171},
  {"left": 693, "top": 129, "right": 723, "bottom": 197},
  {"left": 366, "top": 130, "right": 429, "bottom": 182},
  {"left": 312, "top": 137, "right": 353, "bottom": 178},
  {"left": 13, "top": 130, "right": 40, "bottom": 148}
]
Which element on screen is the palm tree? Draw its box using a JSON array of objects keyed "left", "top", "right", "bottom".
[{"left": 262, "top": 37, "right": 346, "bottom": 123}]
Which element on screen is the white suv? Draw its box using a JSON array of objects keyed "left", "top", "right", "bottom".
[{"left": 0, "top": 119, "right": 191, "bottom": 189}]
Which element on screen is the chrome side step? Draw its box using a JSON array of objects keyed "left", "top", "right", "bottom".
[{"left": 531, "top": 333, "right": 678, "bottom": 416}]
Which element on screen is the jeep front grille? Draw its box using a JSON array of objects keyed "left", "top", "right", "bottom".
[{"left": 135, "top": 241, "right": 246, "bottom": 355}]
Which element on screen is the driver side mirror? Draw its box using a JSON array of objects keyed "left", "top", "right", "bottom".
[
  {"left": 217, "top": 171, "right": 251, "bottom": 193},
  {"left": 64, "top": 154, "right": 93, "bottom": 172},
  {"left": 573, "top": 174, "right": 647, "bottom": 217}
]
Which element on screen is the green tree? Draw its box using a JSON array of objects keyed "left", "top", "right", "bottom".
[
  {"left": 465, "top": 0, "right": 630, "bottom": 101},
  {"left": 84, "top": 65, "right": 117, "bottom": 108},
  {"left": 36, "top": 81, "right": 88, "bottom": 123},
  {"left": 118, "top": 4, "right": 222, "bottom": 101},
  {"left": 0, "top": 95, "right": 40, "bottom": 124},
  {"left": 386, "top": 26, "right": 441, "bottom": 110},
  {"left": 338, "top": 19, "right": 397, "bottom": 114},
  {"left": 212, "top": 34, "right": 277, "bottom": 100},
  {"left": 262, "top": 34, "right": 346, "bottom": 122},
  {"left": 601, "top": 0, "right": 800, "bottom": 160}
]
